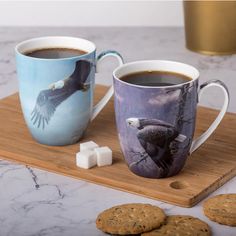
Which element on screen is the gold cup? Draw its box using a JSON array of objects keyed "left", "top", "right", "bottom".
[{"left": 184, "top": 1, "right": 236, "bottom": 55}]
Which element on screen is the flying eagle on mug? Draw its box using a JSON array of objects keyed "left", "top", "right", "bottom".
[
  {"left": 126, "top": 118, "right": 186, "bottom": 176},
  {"left": 31, "top": 60, "right": 93, "bottom": 129}
]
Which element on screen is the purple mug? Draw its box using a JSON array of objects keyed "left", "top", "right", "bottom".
[{"left": 113, "top": 60, "right": 229, "bottom": 178}]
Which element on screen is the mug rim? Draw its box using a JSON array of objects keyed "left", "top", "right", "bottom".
[
  {"left": 15, "top": 36, "right": 96, "bottom": 61},
  {"left": 113, "top": 60, "right": 200, "bottom": 89}
]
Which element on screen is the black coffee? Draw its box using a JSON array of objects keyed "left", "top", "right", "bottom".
[
  {"left": 120, "top": 71, "right": 191, "bottom": 86},
  {"left": 25, "top": 47, "right": 87, "bottom": 59}
]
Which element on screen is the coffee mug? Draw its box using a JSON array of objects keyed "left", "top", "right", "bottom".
[
  {"left": 113, "top": 60, "right": 229, "bottom": 178},
  {"left": 15, "top": 36, "right": 123, "bottom": 146}
]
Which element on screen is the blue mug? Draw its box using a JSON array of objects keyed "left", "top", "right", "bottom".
[{"left": 15, "top": 36, "right": 123, "bottom": 146}]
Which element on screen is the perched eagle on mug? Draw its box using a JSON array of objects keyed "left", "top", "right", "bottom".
[
  {"left": 31, "top": 60, "right": 93, "bottom": 129},
  {"left": 126, "top": 118, "right": 186, "bottom": 175}
]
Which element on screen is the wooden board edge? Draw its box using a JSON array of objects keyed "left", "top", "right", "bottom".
[
  {"left": 188, "top": 168, "right": 236, "bottom": 207},
  {"left": 0, "top": 151, "right": 204, "bottom": 208}
]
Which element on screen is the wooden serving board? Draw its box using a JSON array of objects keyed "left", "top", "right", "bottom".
[{"left": 0, "top": 85, "right": 235, "bottom": 207}]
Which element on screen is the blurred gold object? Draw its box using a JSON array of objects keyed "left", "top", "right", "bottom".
[{"left": 184, "top": 1, "right": 236, "bottom": 55}]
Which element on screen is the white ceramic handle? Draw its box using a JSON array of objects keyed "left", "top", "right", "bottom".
[
  {"left": 190, "top": 80, "right": 230, "bottom": 154},
  {"left": 91, "top": 50, "right": 124, "bottom": 121}
]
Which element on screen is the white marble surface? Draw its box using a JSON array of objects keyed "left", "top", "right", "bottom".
[{"left": 0, "top": 27, "right": 235, "bottom": 236}]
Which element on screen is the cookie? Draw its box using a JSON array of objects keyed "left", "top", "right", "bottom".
[
  {"left": 141, "top": 215, "right": 211, "bottom": 236},
  {"left": 96, "top": 203, "right": 166, "bottom": 235},
  {"left": 203, "top": 194, "right": 236, "bottom": 226}
]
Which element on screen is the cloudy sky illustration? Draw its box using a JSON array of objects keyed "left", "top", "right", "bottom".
[{"left": 148, "top": 89, "right": 181, "bottom": 106}]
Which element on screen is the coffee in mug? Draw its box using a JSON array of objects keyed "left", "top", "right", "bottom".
[
  {"left": 25, "top": 47, "right": 87, "bottom": 59},
  {"left": 120, "top": 71, "right": 192, "bottom": 87}
]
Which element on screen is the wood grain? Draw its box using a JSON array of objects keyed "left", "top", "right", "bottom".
[{"left": 0, "top": 85, "right": 235, "bottom": 207}]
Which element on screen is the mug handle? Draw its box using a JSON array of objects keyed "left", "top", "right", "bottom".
[
  {"left": 91, "top": 50, "right": 124, "bottom": 121},
  {"left": 189, "top": 80, "right": 230, "bottom": 154}
]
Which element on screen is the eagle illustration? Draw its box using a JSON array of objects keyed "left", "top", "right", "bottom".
[
  {"left": 31, "top": 60, "right": 93, "bottom": 129},
  {"left": 126, "top": 118, "right": 186, "bottom": 176}
]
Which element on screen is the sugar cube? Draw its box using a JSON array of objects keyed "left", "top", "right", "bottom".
[
  {"left": 76, "top": 150, "right": 97, "bottom": 169},
  {"left": 80, "top": 141, "right": 99, "bottom": 151},
  {"left": 94, "top": 146, "right": 112, "bottom": 167}
]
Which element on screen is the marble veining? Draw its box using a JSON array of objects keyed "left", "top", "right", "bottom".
[{"left": 0, "top": 27, "right": 235, "bottom": 236}]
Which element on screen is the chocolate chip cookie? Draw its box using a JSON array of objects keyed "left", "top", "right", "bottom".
[
  {"left": 96, "top": 203, "right": 166, "bottom": 235},
  {"left": 141, "top": 215, "right": 211, "bottom": 236},
  {"left": 203, "top": 194, "right": 236, "bottom": 226}
]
